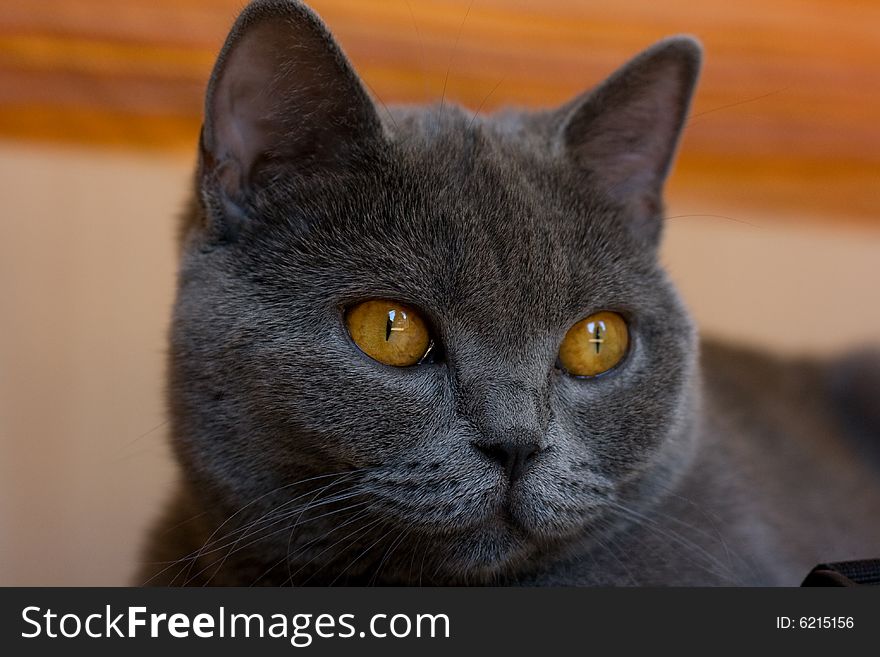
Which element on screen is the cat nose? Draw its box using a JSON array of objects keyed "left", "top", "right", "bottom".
[{"left": 473, "top": 440, "right": 541, "bottom": 483}]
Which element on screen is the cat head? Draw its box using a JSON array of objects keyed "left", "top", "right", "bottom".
[{"left": 171, "top": 0, "right": 702, "bottom": 582}]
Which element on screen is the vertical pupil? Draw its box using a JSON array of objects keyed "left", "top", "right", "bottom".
[
  {"left": 587, "top": 320, "right": 606, "bottom": 355},
  {"left": 385, "top": 309, "right": 396, "bottom": 341}
]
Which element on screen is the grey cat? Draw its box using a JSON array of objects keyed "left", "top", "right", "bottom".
[{"left": 139, "top": 0, "right": 880, "bottom": 586}]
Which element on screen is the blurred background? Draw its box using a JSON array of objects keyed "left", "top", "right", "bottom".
[{"left": 0, "top": 0, "right": 878, "bottom": 585}]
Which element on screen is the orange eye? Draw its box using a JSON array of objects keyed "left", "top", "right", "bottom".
[
  {"left": 345, "top": 300, "right": 432, "bottom": 367},
  {"left": 558, "top": 311, "right": 629, "bottom": 377}
]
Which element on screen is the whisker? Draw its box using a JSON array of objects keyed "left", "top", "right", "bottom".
[
  {"left": 407, "top": 530, "right": 425, "bottom": 586},
  {"left": 467, "top": 77, "right": 506, "bottom": 132},
  {"left": 438, "top": 0, "right": 475, "bottom": 125},
  {"left": 328, "top": 525, "right": 397, "bottom": 586},
  {"left": 298, "top": 516, "right": 387, "bottom": 586},
  {"left": 688, "top": 87, "right": 790, "bottom": 126},
  {"left": 283, "top": 509, "right": 380, "bottom": 585},
  {"left": 186, "top": 496, "right": 372, "bottom": 587},
  {"left": 605, "top": 499, "right": 737, "bottom": 583},
  {"left": 182, "top": 469, "right": 363, "bottom": 548},
  {"left": 665, "top": 212, "right": 761, "bottom": 228},
  {"left": 404, "top": 0, "right": 430, "bottom": 100},
  {"left": 280, "top": 475, "right": 360, "bottom": 584},
  {"left": 250, "top": 507, "right": 374, "bottom": 587},
  {"left": 147, "top": 471, "right": 358, "bottom": 565},
  {"left": 141, "top": 469, "right": 365, "bottom": 585},
  {"left": 189, "top": 493, "right": 368, "bottom": 586},
  {"left": 362, "top": 78, "right": 399, "bottom": 133},
  {"left": 369, "top": 526, "right": 412, "bottom": 585},
  {"left": 587, "top": 516, "right": 640, "bottom": 585}
]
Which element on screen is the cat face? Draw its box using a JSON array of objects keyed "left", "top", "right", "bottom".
[{"left": 171, "top": 0, "right": 702, "bottom": 582}]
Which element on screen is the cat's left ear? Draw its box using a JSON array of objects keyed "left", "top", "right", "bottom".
[{"left": 559, "top": 36, "right": 702, "bottom": 244}]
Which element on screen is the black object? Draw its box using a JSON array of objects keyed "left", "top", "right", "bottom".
[{"left": 801, "top": 559, "right": 880, "bottom": 586}]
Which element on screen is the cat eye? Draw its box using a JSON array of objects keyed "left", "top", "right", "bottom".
[
  {"left": 558, "top": 311, "right": 629, "bottom": 377},
  {"left": 345, "top": 300, "right": 434, "bottom": 367}
]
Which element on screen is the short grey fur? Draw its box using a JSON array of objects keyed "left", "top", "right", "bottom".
[{"left": 139, "top": 0, "right": 880, "bottom": 586}]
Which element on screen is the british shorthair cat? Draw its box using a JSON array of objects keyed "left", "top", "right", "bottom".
[{"left": 139, "top": 0, "right": 880, "bottom": 586}]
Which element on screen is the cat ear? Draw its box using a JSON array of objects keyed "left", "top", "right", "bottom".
[
  {"left": 559, "top": 36, "right": 701, "bottom": 243},
  {"left": 200, "top": 0, "right": 383, "bottom": 216}
]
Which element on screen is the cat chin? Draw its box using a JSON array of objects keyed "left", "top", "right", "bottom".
[
  {"left": 406, "top": 507, "right": 598, "bottom": 583},
  {"left": 416, "top": 527, "right": 535, "bottom": 583}
]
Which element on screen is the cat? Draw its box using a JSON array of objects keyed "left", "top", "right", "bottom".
[{"left": 139, "top": 0, "right": 880, "bottom": 586}]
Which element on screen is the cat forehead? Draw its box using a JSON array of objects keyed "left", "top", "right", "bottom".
[
  {"left": 380, "top": 106, "right": 632, "bottom": 262},
  {"left": 345, "top": 120, "right": 588, "bottom": 270},
  {"left": 241, "top": 103, "right": 650, "bottom": 322},
  {"left": 387, "top": 104, "right": 557, "bottom": 185}
]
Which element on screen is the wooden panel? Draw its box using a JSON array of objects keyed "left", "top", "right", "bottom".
[{"left": 1, "top": 0, "right": 878, "bottom": 222}]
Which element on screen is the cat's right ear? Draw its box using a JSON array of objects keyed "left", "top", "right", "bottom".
[{"left": 199, "top": 0, "right": 383, "bottom": 228}]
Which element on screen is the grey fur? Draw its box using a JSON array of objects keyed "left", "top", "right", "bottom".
[{"left": 139, "top": 0, "right": 880, "bottom": 586}]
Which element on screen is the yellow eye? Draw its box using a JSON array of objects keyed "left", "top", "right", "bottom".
[
  {"left": 345, "top": 300, "right": 432, "bottom": 367},
  {"left": 558, "top": 311, "right": 629, "bottom": 377}
]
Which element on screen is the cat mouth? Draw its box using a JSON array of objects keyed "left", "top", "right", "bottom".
[
  {"left": 480, "top": 480, "right": 599, "bottom": 547},
  {"left": 493, "top": 488, "right": 539, "bottom": 533},
  {"left": 445, "top": 507, "right": 571, "bottom": 579},
  {"left": 478, "top": 485, "right": 556, "bottom": 541}
]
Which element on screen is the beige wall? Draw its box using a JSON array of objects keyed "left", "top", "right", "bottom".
[{"left": 1, "top": 140, "right": 878, "bottom": 585}]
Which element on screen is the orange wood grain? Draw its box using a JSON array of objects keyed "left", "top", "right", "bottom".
[{"left": 1, "top": 0, "right": 878, "bottom": 223}]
